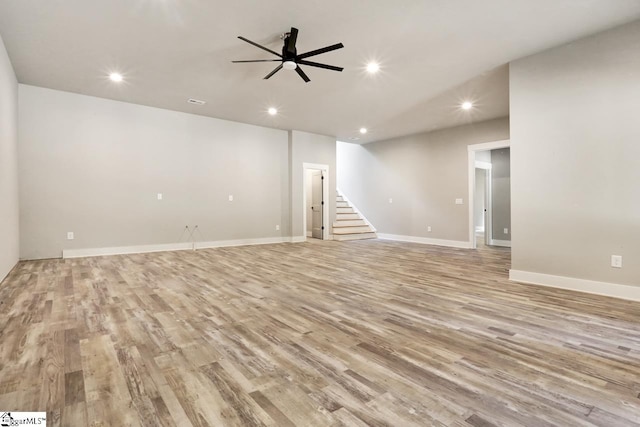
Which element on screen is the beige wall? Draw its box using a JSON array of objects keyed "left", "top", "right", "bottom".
[
  {"left": 337, "top": 118, "right": 509, "bottom": 243},
  {"left": 19, "top": 85, "right": 290, "bottom": 259},
  {"left": 510, "top": 20, "right": 640, "bottom": 286},
  {"left": 0, "top": 34, "right": 19, "bottom": 281}
]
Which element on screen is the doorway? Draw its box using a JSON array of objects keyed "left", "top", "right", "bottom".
[
  {"left": 467, "top": 140, "right": 511, "bottom": 249},
  {"left": 303, "top": 163, "right": 329, "bottom": 240},
  {"left": 474, "top": 163, "right": 492, "bottom": 247}
]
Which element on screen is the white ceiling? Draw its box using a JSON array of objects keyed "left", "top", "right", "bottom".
[{"left": 1, "top": 1, "right": 640, "bottom": 143}]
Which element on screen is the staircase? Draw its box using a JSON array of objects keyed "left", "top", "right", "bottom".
[{"left": 333, "top": 191, "right": 377, "bottom": 241}]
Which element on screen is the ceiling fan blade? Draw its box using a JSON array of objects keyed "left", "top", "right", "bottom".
[
  {"left": 295, "top": 65, "right": 310, "bottom": 83},
  {"left": 238, "top": 36, "right": 282, "bottom": 58},
  {"left": 286, "top": 27, "right": 298, "bottom": 55},
  {"left": 297, "top": 60, "right": 343, "bottom": 72},
  {"left": 264, "top": 64, "right": 283, "bottom": 80},
  {"left": 232, "top": 59, "right": 282, "bottom": 63},
  {"left": 296, "top": 43, "right": 344, "bottom": 60}
]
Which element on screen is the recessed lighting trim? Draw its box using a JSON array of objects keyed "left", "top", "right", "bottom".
[
  {"left": 461, "top": 101, "right": 473, "bottom": 110},
  {"left": 359, "top": 127, "right": 368, "bottom": 134},
  {"left": 366, "top": 62, "right": 380, "bottom": 74},
  {"left": 109, "top": 72, "right": 123, "bottom": 82},
  {"left": 268, "top": 107, "right": 278, "bottom": 115},
  {"left": 187, "top": 98, "right": 206, "bottom": 105}
]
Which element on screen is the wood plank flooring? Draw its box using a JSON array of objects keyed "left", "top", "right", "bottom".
[{"left": 0, "top": 239, "right": 639, "bottom": 426}]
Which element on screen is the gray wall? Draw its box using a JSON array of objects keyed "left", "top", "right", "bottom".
[
  {"left": 289, "top": 130, "right": 336, "bottom": 239},
  {"left": 510, "top": 20, "right": 640, "bottom": 286},
  {"left": 337, "top": 118, "right": 509, "bottom": 242},
  {"left": 19, "top": 85, "right": 290, "bottom": 259},
  {"left": 491, "top": 148, "right": 511, "bottom": 241},
  {"left": 0, "top": 34, "right": 19, "bottom": 281}
]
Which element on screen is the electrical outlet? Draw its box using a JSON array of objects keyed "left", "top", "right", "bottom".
[
  {"left": 276, "top": 225, "right": 280, "bottom": 231},
  {"left": 611, "top": 255, "right": 622, "bottom": 268},
  {"left": 228, "top": 195, "right": 233, "bottom": 202},
  {"left": 67, "top": 232, "right": 74, "bottom": 240},
  {"left": 388, "top": 198, "right": 393, "bottom": 204},
  {"left": 427, "top": 226, "right": 432, "bottom": 232},
  {"left": 455, "top": 198, "right": 463, "bottom": 205},
  {"left": 504, "top": 228, "right": 508, "bottom": 234},
  {"left": 157, "top": 193, "right": 163, "bottom": 200}
]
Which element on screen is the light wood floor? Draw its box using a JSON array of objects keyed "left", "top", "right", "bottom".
[{"left": 1, "top": 239, "right": 639, "bottom": 426}]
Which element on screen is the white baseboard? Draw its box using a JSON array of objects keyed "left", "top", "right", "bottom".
[
  {"left": 196, "top": 237, "right": 289, "bottom": 249},
  {"left": 290, "top": 236, "right": 307, "bottom": 243},
  {"left": 490, "top": 239, "right": 512, "bottom": 248},
  {"left": 509, "top": 270, "right": 640, "bottom": 302},
  {"left": 377, "top": 233, "right": 472, "bottom": 249},
  {"left": 63, "top": 242, "right": 193, "bottom": 259},
  {"left": 63, "top": 237, "right": 290, "bottom": 259}
]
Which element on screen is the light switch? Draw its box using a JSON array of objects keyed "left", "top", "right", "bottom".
[
  {"left": 228, "top": 195, "right": 234, "bottom": 202},
  {"left": 67, "top": 232, "right": 74, "bottom": 240},
  {"left": 157, "top": 193, "right": 163, "bottom": 200},
  {"left": 504, "top": 228, "right": 509, "bottom": 234},
  {"left": 455, "top": 198, "right": 463, "bottom": 205},
  {"left": 388, "top": 198, "right": 393, "bottom": 204}
]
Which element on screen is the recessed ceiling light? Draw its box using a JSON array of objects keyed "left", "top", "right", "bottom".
[
  {"left": 109, "top": 72, "right": 123, "bottom": 82},
  {"left": 366, "top": 62, "right": 380, "bottom": 74},
  {"left": 348, "top": 137, "right": 360, "bottom": 141},
  {"left": 461, "top": 101, "right": 473, "bottom": 110},
  {"left": 268, "top": 107, "right": 278, "bottom": 115},
  {"left": 359, "top": 127, "right": 368, "bottom": 134}
]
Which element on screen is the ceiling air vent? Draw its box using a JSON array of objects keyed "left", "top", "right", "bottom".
[{"left": 187, "top": 98, "right": 206, "bottom": 105}]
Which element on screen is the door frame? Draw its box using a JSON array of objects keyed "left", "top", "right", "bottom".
[
  {"left": 474, "top": 162, "right": 492, "bottom": 247},
  {"left": 302, "top": 163, "right": 329, "bottom": 240},
  {"left": 467, "top": 140, "right": 510, "bottom": 249}
]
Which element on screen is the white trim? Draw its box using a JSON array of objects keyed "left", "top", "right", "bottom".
[
  {"left": 302, "top": 163, "right": 330, "bottom": 240},
  {"left": 377, "top": 233, "right": 472, "bottom": 249},
  {"left": 63, "top": 242, "right": 193, "bottom": 258},
  {"left": 337, "top": 188, "right": 377, "bottom": 232},
  {"left": 195, "top": 237, "right": 288, "bottom": 249},
  {"left": 467, "top": 139, "right": 510, "bottom": 249},
  {"left": 489, "top": 239, "right": 511, "bottom": 247},
  {"left": 475, "top": 161, "right": 492, "bottom": 170},
  {"left": 290, "top": 236, "right": 307, "bottom": 243},
  {"left": 510, "top": 270, "right": 640, "bottom": 302},
  {"left": 63, "top": 237, "right": 292, "bottom": 259}
]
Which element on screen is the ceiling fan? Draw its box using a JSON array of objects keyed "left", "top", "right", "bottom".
[{"left": 232, "top": 27, "right": 344, "bottom": 83}]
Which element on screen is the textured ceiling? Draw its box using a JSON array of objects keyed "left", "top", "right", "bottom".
[{"left": 1, "top": 1, "right": 639, "bottom": 143}]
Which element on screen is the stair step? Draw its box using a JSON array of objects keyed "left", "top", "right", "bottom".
[
  {"left": 333, "top": 226, "right": 373, "bottom": 235},
  {"left": 336, "top": 201, "right": 349, "bottom": 208},
  {"left": 337, "top": 207, "right": 355, "bottom": 214},
  {"left": 333, "top": 219, "right": 366, "bottom": 227},
  {"left": 333, "top": 232, "right": 377, "bottom": 241},
  {"left": 336, "top": 213, "right": 361, "bottom": 220},
  {"left": 336, "top": 196, "right": 344, "bottom": 202}
]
